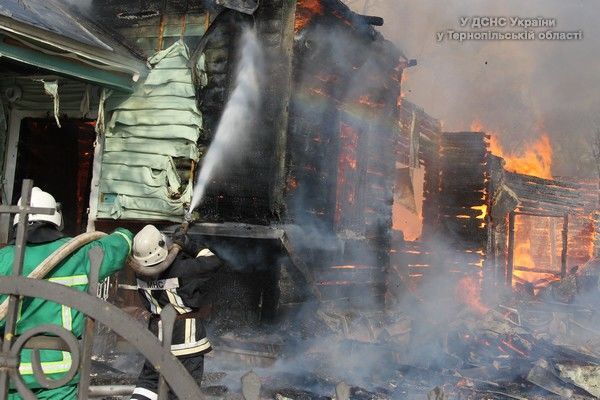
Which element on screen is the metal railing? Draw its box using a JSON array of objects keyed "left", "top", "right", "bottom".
[
  {"left": 0, "top": 179, "right": 205, "bottom": 399},
  {"left": 0, "top": 247, "right": 205, "bottom": 399}
]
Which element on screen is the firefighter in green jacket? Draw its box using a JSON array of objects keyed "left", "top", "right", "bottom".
[{"left": 0, "top": 187, "right": 133, "bottom": 399}]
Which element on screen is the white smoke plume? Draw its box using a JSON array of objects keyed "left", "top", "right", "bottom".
[
  {"left": 348, "top": 0, "right": 600, "bottom": 178},
  {"left": 193, "top": 5, "right": 600, "bottom": 397}
]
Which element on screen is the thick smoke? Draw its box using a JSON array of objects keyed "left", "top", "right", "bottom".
[
  {"left": 203, "top": 7, "right": 600, "bottom": 394},
  {"left": 203, "top": 23, "right": 489, "bottom": 395},
  {"left": 189, "top": 28, "right": 264, "bottom": 213},
  {"left": 349, "top": 0, "right": 600, "bottom": 178}
]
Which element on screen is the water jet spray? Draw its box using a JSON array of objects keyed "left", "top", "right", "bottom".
[{"left": 187, "top": 28, "right": 264, "bottom": 216}]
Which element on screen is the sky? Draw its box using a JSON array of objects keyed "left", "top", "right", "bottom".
[{"left": 345, "top": 0, "right": 600, "bottom": 178}]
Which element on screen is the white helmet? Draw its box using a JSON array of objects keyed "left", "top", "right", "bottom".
[
  {"left": 133, "top": 225, "right": 169, "bottom": 266},
  {"left": 13, "top": 187, "right": 62, "bottom": 228}
]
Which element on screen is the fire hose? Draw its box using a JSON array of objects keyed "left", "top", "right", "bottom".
[
  {"left": 0, "top": 231, "right": 108, "bottom": 320},
  {"left": 0, "top": 221, "right": 190, "bottom": 318}
]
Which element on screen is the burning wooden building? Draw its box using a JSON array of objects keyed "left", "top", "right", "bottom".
[
  {"left": 0, "top": 0, "right": 411, "bottom": 329},
  {"left": 391, "top": 109, "right": 598, "bottom": 298},
  {"left": 1, "top": 1, "right": 599, "bottom": 398}
]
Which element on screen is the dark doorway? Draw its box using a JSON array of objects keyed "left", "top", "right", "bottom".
[{"left": 13, "top": 118, "right": 96, "bottom": 236}]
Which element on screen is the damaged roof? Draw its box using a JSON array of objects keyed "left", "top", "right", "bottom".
[
  {"left": 0, "top": 0, "right": 111, "bottom": 49},
  {"left": 0, "top": 0, "right": 147, "bottom": 92}
]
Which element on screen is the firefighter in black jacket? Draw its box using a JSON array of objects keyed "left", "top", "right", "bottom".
[{"left": 131, "top": 225, "right": 220, "bottom": 400}]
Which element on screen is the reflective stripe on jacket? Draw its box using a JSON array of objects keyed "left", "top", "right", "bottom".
[
  {"left": 0, "top": 228, "right": 133, "bottom": 390},
  {"left": 137, "top": 248, "right": 218, "bottom": 356}
]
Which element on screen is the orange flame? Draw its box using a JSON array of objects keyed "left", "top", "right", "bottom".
[
  {"left": 512, "top": 215, "right": 561, "bottom": 286},
  {"left": 335, "top": 123, "right": 359, "bottom": 224},
  {"left": 471, "top": 120, "right": 553, "bottom": 179},
  {"left": 470, "top": 120, "right": 556, "bottom": 285},
  {"left": 287, "top": 176, "right": 299, "bottom": 191},
  {"left": 295, "top": 0, "right": 324, "bottom": 32},
  {"left": 513, "top": 234, "right": 538, "bottom": 283},
  {"left": 490, "top": 135, "right": 553, "bottom": 179},
  {"left": 457, "top": 276, "right": 489, "bottom": 315},
  {"left": 358, "top": 95, "right": 385, "bottom": 109},
  {"left": 400, "top": 70, "right": 409, "bottom": 99},
  {"left": 471, "top": 204, "right": 488, "bottom": 226}
]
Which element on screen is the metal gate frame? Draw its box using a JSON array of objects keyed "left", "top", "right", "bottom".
[{"left": 0, "top": 179, "right": 205, "bottom": 399}]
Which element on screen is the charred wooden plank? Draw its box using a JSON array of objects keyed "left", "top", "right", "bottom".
[{"left": 506, "top": 172, "right": 583, "bottom": 190}]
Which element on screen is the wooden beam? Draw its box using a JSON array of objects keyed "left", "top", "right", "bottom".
[
  {"left": 550, "top": 217, "right": 557, "bottom": 270},
  {"left": 514, "top": 211, "right": 565, "bottom": 218},
  {"left": 506, "top": 212, "right": 516, "bottom": 287},
  {"left": 561, "top": 213, "right": 569, "bottom": 278},
  {"left": 505, "top": 172, "right": 582, "bottom": 190},
  {"left": 514, "top": 266, "right": 560, "bottom": 275}
]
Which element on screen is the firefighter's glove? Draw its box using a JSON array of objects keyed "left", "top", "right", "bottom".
[
  {"left": 171, "top": 225, "right": 187, "bottom": 246},
  {"left": 172, "top": 232, "right": 198, "bottom": 256}
]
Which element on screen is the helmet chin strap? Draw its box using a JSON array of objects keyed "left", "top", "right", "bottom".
[{"left": 127, "top": 244, "right": 182, "bottom": 277}]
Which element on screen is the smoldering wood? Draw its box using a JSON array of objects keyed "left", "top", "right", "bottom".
[
  {"left": 513, "top": 210, "right": 566, "bottom": 218},
  {"left": 507, "top": 182, "right": 583, "bottom": 205},
  {"left": 527, "top": 361, "right": 575, "bottom": 398},
  {"left": 507, "top": 212, "right": 516, "bottom": 287},
  {"left": 439, "top": 210, "right": 485, "bottom": 218},
  {"left": 420, "top": 131, "right": 490, "bottom": 274},
  {"left": 493, "top": 170, "right": 594, "bottom": 278},
  {"left": 439, "top": 148, "right": 488, "bottom": 157},
  {"left": 354, "top": 15, "right": 384, "bottom": 26},
  {"left": 561, "top": 213, "right": 569, "bottom": 278},
  {"left": 504, "top": 174, "right": 582, "bottom": 193},
  {"left": 442, "top": 131, "right": 490, "bottom": 139},
  {"left": 18, "top": 1, "right": 597, "bottom": 398},
  {"left": 513, "top": 266, "right": 563, "bottom": 274},
  {"left": 506, "top": 172, "right": 583, "bottom": 190}
]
